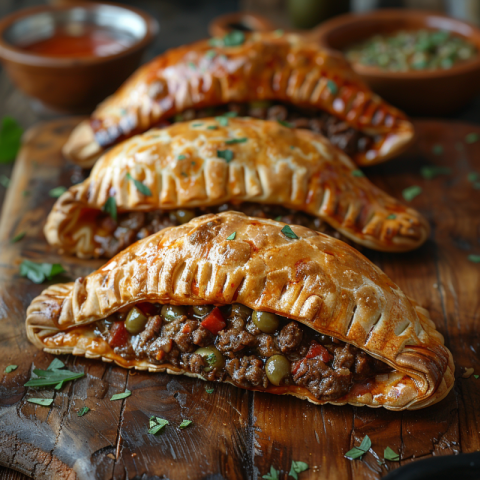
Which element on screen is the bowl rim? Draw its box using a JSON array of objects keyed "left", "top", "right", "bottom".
[
  {"left": 0, "top": 1, "right": 159, "bottom": 68},
  {"left": 315, "top": 8, "right": 480, "bottom": 79}
]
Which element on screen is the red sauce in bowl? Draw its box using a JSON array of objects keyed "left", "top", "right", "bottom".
[{"left": 20, "top": 25, "right": 134, "bottom": 58}]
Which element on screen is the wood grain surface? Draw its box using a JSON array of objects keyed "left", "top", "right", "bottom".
[{"left": 0, "top": 117, "right": 479, "bottom": 480}]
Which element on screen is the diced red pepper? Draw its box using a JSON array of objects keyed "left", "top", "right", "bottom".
[
  {"left": 201, "top": 307, "right": 226, "bottom": 335},
  {"left": 136, "top": 302, "right": 158, "bottom": 316},
  {"left": 181, "top": 323, "right": 192, "bottom": 334},
  {"left": 292, "top": 359, "right": 304, "bottom": 375},
  {"left": 108, "top": 321, "right": 128, "bottom": 348},
  {"left": 306, "top": 341, "right": 332, "bottom": 363}
]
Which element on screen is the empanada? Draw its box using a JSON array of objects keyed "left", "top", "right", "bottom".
[
  {"left": 47, "top": 118, "right": 428, "bottom": 258},
  {"left": 28, "top": 212, "right": 454, "bottom": 410},
  {"left": 63, "top": 32, "right": 414, "bottom": 168}
]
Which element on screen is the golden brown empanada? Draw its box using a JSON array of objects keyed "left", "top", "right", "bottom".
[
  {"left": 47, "top": 118, "right": 428, "bottom": 258},
  {"left": 28, "top": 212, "right": 453, "bottom": 410},
  {"left": 63, "top": 32, "right": 414, "bottom": 168}
]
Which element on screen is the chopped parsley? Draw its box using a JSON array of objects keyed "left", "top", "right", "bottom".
[
  {"left": 289, "top": 460, "right": 309, "bottom": 479},
  {"left": 0, "top": 174, "right": 10, "bottom": 188},
  {"left": 402, "top": 185, "right": 422, "bottom": 202},
  {"left": 262, "top": 466, "right": 279, "bottom": 480},
  {"left": 468, "top": 254, "right": 480, "bottom": 263},
  {"left": 465, "top": 132, "right": 479, "bottom": 144},
  {"left": 384, "top": 446, "right": 400, "bottom": 462},
  {"left": 467, "top": 172, "right": 479, "bottom": 182},
  {"left": 474, "top": 375, "right": 479, "bottom": 379},
  {"left": 205, "top": 353, "right": 217, "bottom": 366},
  {"left": 217, "top": 149, "right": 234, "bottom": 163},
  {"left": 386, "top": 214, "right": 397, "bottom": 220},
  {"left": 205, "top": 50, "right": 216, "bottom": 59},
  {"left": 345, "top": 435, "right": 371, "bottom": 460},
  {"left": 24, "top": 359, "right": 83, "bottom": 388},
  {"left": 126, "top": 172, "right": 152, "bottom": 196},
  {"left": 178, "top": 419, "right": 192, "bottom": 429},
  {"left": 102, "top": 196, "right": 117, "bottom": 221},
  {"left": 0, "top": 116, "right": 23, "bottom": 163},
  {"left": 432, "top": 144, "right": 444, "bottom": 155},
  {"left": 49, "top": 186, "right": 67, "bottom": 198},
  {"left": 277, "top": 120, "right": 293, "bottom": 128},
  {"left": 188, "top": 61, "right": 196, "bottom": 70},
  {"left": 77, "top": 406, "right": 90, "bottom": 417},
  {"left": 281, "top": 225, "right": 299, "bottom": 240},
  {"left": 326, "top": 79, "right": 338, "bottom": 95},
  {"left": 351, "top": 169, "right": 364, "bottom": 177},
  {"left": 205, "top": 386, "right": 214, "bottom": 394},
  {"left": 11, "top": 231, "right": 26, "bottom": 243},
  {"left": 5, "top": 365, "right": 17, "bottom": 373},
  {"left": 207, "top": 125, "right": 218, "bottom": 130},
  {"left": 110, "top": 390, "right": 131, "bottom": 401},
  {"left": 226, "top": 232, "right": 236, "bottom": 240},
  {"left": 28, "top": 398, "right": 53, "bottom": 407},
  {"left": 274, "top": 29, "right": 284, "bottom": 36},
  {"left": 420, "top": 166, "right": 451, "bottom": 179},
  {"left": 177, "top": 155, "right": 187, "bottom": 160},
  {"left": 216, "top": 116, "right": 229, "bottom": 127},
  {"left": 192, "top": 122, "right": 204, "bottom": 127},
  {"left": 225, "top": 137, "right": 247, "bottom": 145},
  {"left": 47, "top": 358, "right": 65, "bottom": 370},
  {"left": 148, "top": 416, "right": 169, "bottom": 435},
  {"left": 20, "top": 260, "right": 65, "bottom": 284},
  {"left": 223, "top": 30, "right": 245, "bottom": 47}
]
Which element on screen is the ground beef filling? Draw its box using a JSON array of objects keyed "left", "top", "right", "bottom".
[
  {"left": 166, "top": 101, "right": 375, "bottom": 158},
  {"left": 92, "top": 202, "right": 351, "bottom": 258},
  {"left": 96, "top": 302, "right": 392, "bottom": 402}
]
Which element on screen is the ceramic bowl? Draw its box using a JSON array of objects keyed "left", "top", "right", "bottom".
[
  {"left": 0, "top": 2, "right": 158, "bottom": 113},
  {"left": 314, "top": 9, "right": 480, "bottom": 115}
]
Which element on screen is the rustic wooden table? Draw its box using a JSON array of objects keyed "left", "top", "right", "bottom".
[{"left": 1, "top": 2, "right": 480, "bottom": 480}]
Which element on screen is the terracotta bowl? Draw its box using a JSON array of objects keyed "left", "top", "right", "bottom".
[
  {"left": 314, "top": 9, "right": 480, "bottom": 115},
  {"left": 0, "top": 2, "right": 158, "bottom": 113}
]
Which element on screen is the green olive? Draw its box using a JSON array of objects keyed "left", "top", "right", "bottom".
[
  {"left": 174, "top": 209, "right": 196, "bottom": 224},
  {"left": 161, "top": 304, "right": 187, "bottom": 322},
  {"left": 195, "top": 346, "right": 224, "bottom": 372},
  {"left": 252, "top": 311, "right": 279, "bottom": 333},
  {"left": 231, "top": 303, "right": 252, "bottom": 319},
  {"left": 193, "top": 305, "right": 213, "bottom": 317},
  {"left": 265, "top": 355, "right": 291, "bottom": 386},
  {"left": 125, "top": 307, "right": 148, "bottom": 335}
]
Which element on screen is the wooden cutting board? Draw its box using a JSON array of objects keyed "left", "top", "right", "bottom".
[{"left": 0, "top": 117, "right": 479, "bottom": 480}]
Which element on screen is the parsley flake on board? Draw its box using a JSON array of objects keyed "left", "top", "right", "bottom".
[
  {"left": 216, "top": 116, "right": 229, "bottom": 126},
  {"left": 262, "top": 466, "right": 279, "bottom": 480},
  {"left": 0, "top": 174, "right": 10, "bottom": 188},
  {"left": 5, "top": 365, "right": 17, "bottom": 373},
  {"left": 465, "top": 132, "right": 479, "bottom": 144},
  {"left": 277, "top": 119, "right": 293, "bottom": 128},
  {"left": 327, "top": 79, "right": 339, "bottom": 95},
  {"left": 384, "top": 446, "right": 400, "bottom": 462},
  {"left": 0, "top": 116, "right": 23, "bottom": 163},
  {"left": 28, "top": 398, "right": 53, "bottom": 407},
  {"left": 281, "top": 225, "right": 299, "bottom": 240},
  {"left": 110, "top": 390, "right": 131, "bottom": 401},
  {"left": 474, "top": 375, "right": 479, "bottom": 379},
  {"left": 386, "top": 214, "right": 397, "bottom": 220},
  {"left": 178, "top": 419, "right": 192, "bottom": 429},
  {"left": 207, "top": 125, "right": 218, "bottom": 130},
  {"left": 289, "top": 460, "right": 309, "bottom": 479},
  {"left": 432, "top": 144, "right": 444, "bottom": 155},
  {"left": 77, "top": 406, "right": 90, "bottom": 417},
  {"left": 225, "top": 137, "right": 247, "bottom": 145},
  {"left": 467, "top": 172, "right": 479, "bottom": 182},
  {"left": 192, "top": 122, "right": 204, "bottom": 127},
  {"left": 217, "top": 149, "right": 234, "bottom": 163},
  {"left": 20, "top": 260, "right": 65, "bottom": 284},
  {"left": 352, "top": 169, "right": 365, "bottom": 177},
  {"left": 468, "top": 255, "right": 480, "bottom": 263},
  {"left": 226, "top": 232, "right": 236, "bottom": 240},
  {"left": 11, "top": 231, "right": 26, "bottom": 243},
  {"left": 420, "top": 166, "right": 451, "bottom": 179},
  {"left": 402, "top": 185, "right": 422, "bottom": 202},
  {"left": 205, "top": 385, "right": 214, "bottom": 394},
  {"left": 126, "top": 172, "right": 152, "bottom": 196},
  {"left": 49, "top": 186, "right": 67, "bottom": 198},
  {"left": 148, "top": 416, "right": 169, "bottom": 435},
  {"left": 24, "top": 360, "right": 83, "bottom": 388},
  {"left": 345, "top": 435, "right": 371, "bottom": 460}
]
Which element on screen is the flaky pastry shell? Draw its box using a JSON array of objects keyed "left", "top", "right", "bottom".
[
  {"left": 63, "top": 32, "right": 414, "bottom": 168},
  {"left": 47, "top": 118, "right": 428, "bottom": 258},
  {"left": 30, "top": 212, "right": 453, "bottom": 410}
]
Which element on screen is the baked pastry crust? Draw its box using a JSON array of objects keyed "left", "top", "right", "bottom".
[
  {"left": 29, "top": 212, "right": 453, "bottom": 410},
  {"left": 63, "top": 32, "right": 414, "bottom": 168},
  {"left": 47, "top": 118, "right": 428, "bottom": 258}
]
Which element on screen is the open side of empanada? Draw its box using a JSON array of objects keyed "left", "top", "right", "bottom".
[
  {"left": 47, "top": 118, "right": 428, "bottom": 259},
  {"left": 30, "top": 212, "right": 453, "bottom": 410},
  {"left": 63, "top": 32, "right": 414, "bottom": 168}
]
